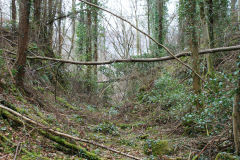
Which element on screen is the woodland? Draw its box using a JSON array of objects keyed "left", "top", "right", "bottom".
[{"left": 0, "top": 0, "right": 240, "bottom": 159}]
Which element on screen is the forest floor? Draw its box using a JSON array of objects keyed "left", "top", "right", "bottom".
[{"left": 0, "top": 85, "right": 232, "bottom": 160}]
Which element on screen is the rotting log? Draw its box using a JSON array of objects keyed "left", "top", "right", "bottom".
[
  {"left": 0, "top": 106, "right": 101, "bottom": 160},
  {"left": 41, "top": 131, "right": 100, "bottom": 160},
  {"left": 0, "top": 104, "right": 142, "bottom": 160}
]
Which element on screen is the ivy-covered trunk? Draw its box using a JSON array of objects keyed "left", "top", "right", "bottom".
[{"left": 187, "top": 0, "right": 201, "bottom": 109}]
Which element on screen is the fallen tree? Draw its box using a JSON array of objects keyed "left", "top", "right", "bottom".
[
  {"left": 4, "top": 45, "right": 240, "bottom": 65},
  {"left": 0, "top": 104, "right": 142, "bottom": 160}
]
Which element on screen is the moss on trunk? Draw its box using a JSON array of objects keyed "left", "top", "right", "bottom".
[
  {"left": 0, "top": 108, "right": 101, "bottom": 160},
  {"left": 41, "top": 131, "right": 100, "bottom": 160}
]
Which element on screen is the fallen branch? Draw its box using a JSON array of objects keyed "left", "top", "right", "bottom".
[
  {"left": 195, "top": 131, "right": 226, "bottom": 159},
  {"left": 0, "top": 105, "right": 100, "bottom": 160},
  {"left": 13, "top": 143, "right": 21, "bottom": 160},
  {"left": 0, "top": 104, "right": 142, "bottom": 160},
  {"left": 4, "top": 45, "right": 240, "bottom": 65}
]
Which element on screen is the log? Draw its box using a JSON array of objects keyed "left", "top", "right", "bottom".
[
  {"left": 0, "top": 105, "right": 101, "bottom": 160},
  {"left": 0, "top": 104, "right": 142, "bottom": 160}
]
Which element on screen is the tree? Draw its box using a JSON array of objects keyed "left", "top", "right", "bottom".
[
  {"left": 206, "top": 0, "right": 214, "bottom": 48},
  {"left": 14, "top": 0, "right": 31, "bottom": 87},
  {"left": 68, "top": 0, "right": 76, "bottom": 59},
  {"left": 33, "top": 0, "right": 41, "bottom": 41},
  {"left": 11, "top": 0, "right": 16, "bottom": 32},
  {"left": 93, "top": 0, "right": 98, "bottom": 77},
  {"left": 58, "top": 0, "right": 63, "bottom": 56},
  {"left": 132, "top": 0, "right": 141, "bottom": 55},
  {"left": 186, "top": 0, "right": 201, "bottom": 109},
  {"left": 233, "top": 70, "right": 240, "bottom": 155},
  {"left": 157, "top": 0, "right": 164, "bottom": 49},
  {"left": 200, "top": 0, "right": 213, "bottom": 76},
  {"left": 148, "top": 0, "right": 166, "bottom": 56},
  {"left": 86, "top": 0, "right": 93, "bottom": 93},
  {"left": 146, "top": 0, "right": 151, "bottom": 52},
  {"left": 233, "top": 0, "right": 240, "bottom": 155},
  {"left": 178, "top": 0, "right": 186, "bottom": 50},
  {"left": 231, "top": 0, "right": 237, "bottom": 22}
]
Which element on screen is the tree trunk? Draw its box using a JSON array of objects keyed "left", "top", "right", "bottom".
[
  {"left": 157, "top": 0, "right": 164, "bottom": 49},
  {"left": 33, "top": 0, "right": 41, "bottom": 42},
  {"left": 68, "top": 0, "right": 76, "bottom": 59},
  {"left": 147, "top": 0, "right": 151, "bottom": 53},
  {"left": 93, "top": 0, "right": 98, "bottom": 78},
  {"left": 86, "top": 0, "right": 93, "bottom": 93},
  {"left": 233, "top": 92, "right": 240, "bottom": 155},
  {"left": 178, "top": 0, "right": 185, "bottom": 50},
  {"left": 39, "top": 0, "right": 57, "bottom": 58},
  {"left": 0, "top": 5, "right": 2, "bottom": 28},
  {"left": 206, "top": 0, "right": 214, "bottom": 48},
  {"left": 48, "top": 0, "right": 58, "bottom": 47},
  {"left": 58, "top": 0, "right": 63, "bottom": 56},
  {"left": 135, "top": 0, "right": 141, "bottom": 56},
  {"left": 11, "top": 0, "right": 16, "bottom": 32},
  {"left": 238, "top": 0, "right": 240, "bottom": 30},
  {"left": 14, "top": 0, "right": 31, "bottom": 88},
  {"left": 233, "top": 0, "right": 240, "bottom": 155},
  {"left": 188, "top": 0, "right": 201, "bottom": 109},
  {"left": 200, "top": 1, "right": 214, "bottom": 77},
  {"left": 231, "top": 0, "right": 237, "bottom": 21}
]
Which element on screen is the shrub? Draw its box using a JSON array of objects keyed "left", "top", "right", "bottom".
[
  {"left": 143, "top": 139, "right": 171, "bottom": 156},
  {"left": 93, "top": 122, "right": 119, "bottom": 136},
  {"left": 215, "top": 152, "right": 240, "bottom": 160}
]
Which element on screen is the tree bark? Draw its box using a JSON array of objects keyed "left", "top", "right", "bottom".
[
  {"left": 233, "top": 0, "right": 240, "bottom": 155},
  {"left": 134, "top": 0, "right": 141, "bottom": 55},
  {"left": 58, "top": 0, "right": 63, "bottom": 56},
  {"left": 206, "top": 0, "right": 214, "bottom": 48},
  {"left": 188, "top": 0, "right": 201, "bottom": 109},
  {"left": 33, "top": 0, "right": 41, "bottom": 41},
  {"left": 238, "top": 0, "right": 240, "bottom": 30},
  {"left": 147, "top": 0, "right": 151, "bottom": 52},
  {"left": 93, "top": 0, "right": 98, "bottom": 77},
  {"left": 231, "top": 0, "right": 237, "bottom": 21},
  {"left": 157, "top": 0, "right": 164, "bottom": 49},
  {"left": 14, "top": 0, "right": 31, "bottom": 88},
  {"left": 200, "top": 1, "right": 214, "bottom": 77},
  {"left": 178, "top": 0, "right": 185, "bottom": 51},
  {"left": 86, "top": 0, "right": 93, "bottom": 93},
  {"left": 233, "top": 92, "right": 240, "bottom": 155},
  {"left": 68, "top": 0, "right": 76, "bottom": 59},
  {"left": 11, "top": 0, "right": 16, "bottom": 32}
]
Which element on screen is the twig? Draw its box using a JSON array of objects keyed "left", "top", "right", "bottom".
[
  {"left": 0, "top": 104, "right": 142, "bottom": 160},
  {"left": 13, "top": 143, "right": 21, "bottom": 160},
  {"left": 196, "top": 131, "right": 226, "bottom": 159},
  {"left": 0, "top": 155, "right": 8, "bottom": 159}
]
